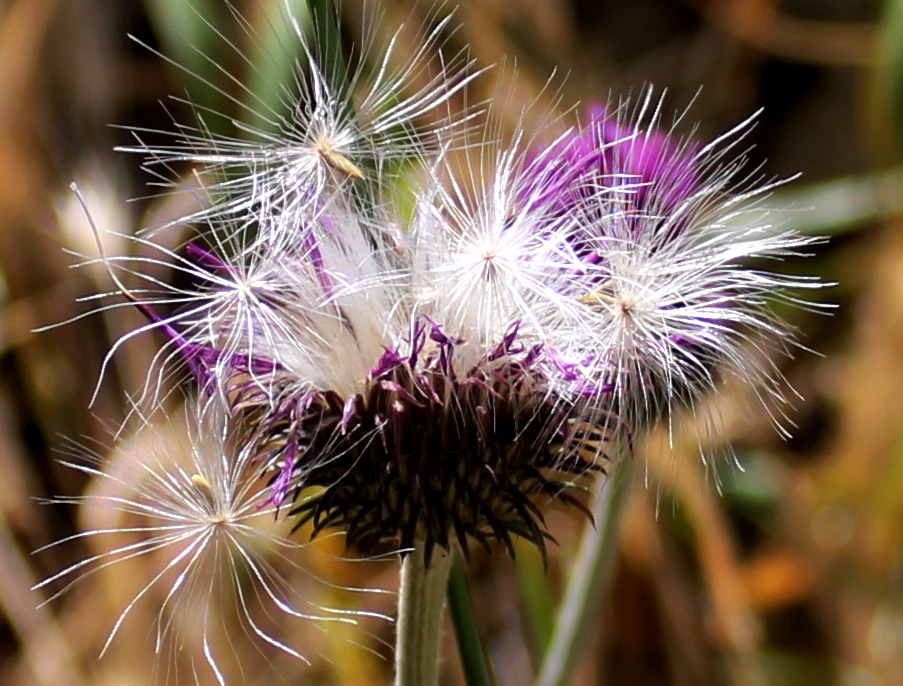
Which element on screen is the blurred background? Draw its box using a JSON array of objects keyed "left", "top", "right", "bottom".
[{"left": 1, "top": 0, "right": 900, "bottom": 684}]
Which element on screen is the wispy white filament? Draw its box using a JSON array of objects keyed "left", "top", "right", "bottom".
[
  {"left": 33, "top": 400, "right": 387, "bottom": 683},
  {"left": 123, "top": 1, "right": 482, "bottom": 231}
]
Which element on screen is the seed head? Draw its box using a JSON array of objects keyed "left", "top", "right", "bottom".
[{"left": 65, "top": 8, "right": 827, "bottom": 583}]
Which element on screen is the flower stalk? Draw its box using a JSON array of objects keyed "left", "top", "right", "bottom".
[
  {"left": 536, "top": 452, "right": 635, "bottom": 686},
  {"left": 447, "top": 554, "right": 495, "bottom": 686},
  {"left": 395, "top": 542, "right": 454, "bottom": 686}
]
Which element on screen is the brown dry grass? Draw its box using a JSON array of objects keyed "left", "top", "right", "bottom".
[{"left": 1, "top": 0, "right": 895, "bottom": 684}]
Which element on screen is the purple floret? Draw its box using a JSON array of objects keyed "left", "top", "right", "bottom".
[{"left": 524, "top": 103, "right": 700, "bottom": 222}]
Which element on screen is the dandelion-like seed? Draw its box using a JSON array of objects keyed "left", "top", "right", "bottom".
[
  {"left": 522, "top": 91, "right": 825, "bottom": 438},
  {"left": 40, "top": 3, "right": 828, "bottom": 684},
  {"left": 35, "top": 400, "right": 380, "bottom": 684},
  {"left": 124, "top": 2, "right": 481, "bottom": 229}
]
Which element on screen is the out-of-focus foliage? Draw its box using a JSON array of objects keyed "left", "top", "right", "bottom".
[
  {"left": 869, "top": 0, "right": 903, "bottom": 159},
  {"left": 2, "top": 0, "right": 902, "bottom": 684}
]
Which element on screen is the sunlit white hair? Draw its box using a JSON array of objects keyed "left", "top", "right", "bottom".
[
  {"left": 535, "top": 90, "right": 829, "bottom": 445},
  {"left": 407, "top": 134, "right": 586, "bottom": 365},
  {"left": 33, "top": 398, "right": 388, "bottom": 684},
  {"left": 122, "top": 0, "right": 482, "bottom": 231}
]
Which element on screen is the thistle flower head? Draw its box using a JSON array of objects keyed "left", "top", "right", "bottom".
[
  {"left": 33, "top": 6, "right": 836, "bottom": 684},
  {"left": 58, "top": 0, "right": 829, "bottom": 597},
  {"left": 176, "top": 204, "right": 603, "bottom": 563},
  {"left": 87, "top": 87, "right": 826, "bottom": 574},
  {"left": 127, "top": 122, "right": 810, "bottom": 576}
]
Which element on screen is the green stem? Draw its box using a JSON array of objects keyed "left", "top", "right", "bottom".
[
  {"left": 447, "top": 554, "right": 495, "bottom": 686},
  {"left": 395, "top": 544, "right": 453, "bottom": 686},
  {"left": 536, "top": 456, "right": 634, "bottom": 686}
]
